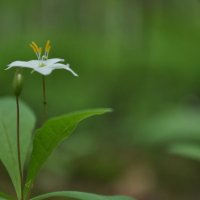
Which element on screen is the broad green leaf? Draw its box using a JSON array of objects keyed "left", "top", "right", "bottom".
[
  {"left": 24, "top": 108, "right": 112, "bottom": 197},
  {"left": 0, "top": 97, "right": 35, "bottom": 199},
  {"left": 169, "top": 143, "right": 200, "bottom": 161},
  {"left": 31, "top": 191, "right": 135, "bottom": 200}
]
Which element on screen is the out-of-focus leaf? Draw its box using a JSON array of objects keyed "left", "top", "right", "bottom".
[
  {"left": 30, "top": 191, "right": 135, "bottom": 200},
  {"left": 136, "top": 108, "right": 200, "bottom": 147},
  {"left": 169, "top": 143, "right": 200, "bottom": 161},
  {"left": 24, "top": 108, "right": 112, "bottom": 198},
  {"left": 0, "top": 192, "right": 15, "bottom": 200},
  {"left": 0, "top": 97, "right": 35, "bottom": 199}
]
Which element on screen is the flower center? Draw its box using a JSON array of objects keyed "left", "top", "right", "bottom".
[
  {"left": 30, "top": 40, "right": 51, "bottom": 67},
  {"left": 39, "top": 63, "right": 46, "bottom": 67}
]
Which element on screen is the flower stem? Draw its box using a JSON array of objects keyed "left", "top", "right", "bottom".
[
  {"left": 16, "top": 96, "right": 24, "bottom": 200},
  {"left": 42, "top": 75, "right": 47, "bottom": 119}
]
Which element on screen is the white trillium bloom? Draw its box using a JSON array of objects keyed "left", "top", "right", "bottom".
[{"left": 6, "top": 41, "right": 78, "bottom": 76}]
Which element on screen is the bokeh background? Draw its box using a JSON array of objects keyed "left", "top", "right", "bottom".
[{"left": 1, "top": 0, "right": 200, "bottom": 200}]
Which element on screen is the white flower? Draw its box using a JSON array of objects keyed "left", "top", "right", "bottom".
[{"left": 6, "top": 41, "right": 78, "bottom": 76}]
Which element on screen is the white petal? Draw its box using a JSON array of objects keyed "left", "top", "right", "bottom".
[
  {"left": 6, "top": 60, "right": 40, "bottom": 70},
  {"left": 32, "top": 66, "right": 53, "bottom": 75},
  {"left": 50, "top": 63, "right": 78, "bottom": 76},
  {"left": 45, "top": 58, "right": 64, "bottom": 66}
]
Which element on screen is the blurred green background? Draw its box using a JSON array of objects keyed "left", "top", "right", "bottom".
[{"left": 1, "top": 0, "right": 200, "bottom": 200}]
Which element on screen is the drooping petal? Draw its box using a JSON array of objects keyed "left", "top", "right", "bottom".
[
  {"left": 45, "top": 58, "right": 64, "bottom": 66},
  {"left": 6, "top": 60, "right": 40, "bottom": 70},
  {"left": 32, "top": 66, "right": 53, "bottom": 75},
  {"left": 50, "top": 63, "right": 78, "bottom": 76}
]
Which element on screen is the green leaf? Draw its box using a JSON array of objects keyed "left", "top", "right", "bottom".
[
  {"left": 0, "top": 97, "right": 35, "bottom": 199},
  {"left": 24, "top": 108, "right": 112, "bottom": 197},
  {"left": 136, "top": 108, "right": 200, "bottom": 147},
  {"left": 0, "top": 192, "right": 15, "bottom": 200},
  {"left": 30, "top": 191, "right": 135, "bottom": 200},
  {"left": 169, "top": 143, "right": 200, "bottom": 161}
]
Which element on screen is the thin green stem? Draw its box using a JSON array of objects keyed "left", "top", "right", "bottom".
[
  {"left": 16, "top": 96, "right": 23, "bottom": 200},
  {"left": 42, "top": 75, "right": 47, "bottom": 119}
]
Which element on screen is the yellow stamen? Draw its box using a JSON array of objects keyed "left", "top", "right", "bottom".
[
  {"left": 48, "top": 46, "right": 51, "bottom": 52},
  {"left": 45, "top": 40, "right": 51, "bottom": 53},
  {"left": 30, "top": 44, "right": 38, "bottom": 54},
  {"left": 38, "top": 47, "right": 42, "bottom": 55},
  {"left": 30, "top": 41, "right": 51, "bottom": 58},
  {"left": 32, "top": 42, "right": 40, "bottom": 52}
]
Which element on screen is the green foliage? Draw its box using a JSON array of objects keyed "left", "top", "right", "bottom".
[
  {"left": 0, "top": 97, "right": 35, "bottom": 199},
  {"left": 136, "top": 108, "right": 200, "bottom": 148},
  {"left": 169, "top": 143, "right": 200, "bottom": 161},
  {"left": 0, "top": 99, "right": 133, "bottom": 199},
  {"left": 24, "top": 109, "right": 112, "bottom": 198},
  {"left": 0, "top": 192, "right": 14, "bottom": 200},
  {"left": 136, "top": 108, "right": 200, "bottom": 163},
  {"left": 30, "top": 191, "right": 134, "bottom": 200}
]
